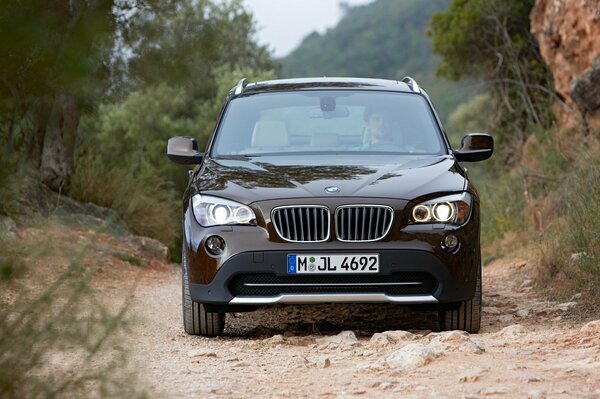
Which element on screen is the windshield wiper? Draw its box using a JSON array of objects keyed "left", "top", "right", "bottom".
[{"left": 212, "top": 154, "right": 261, "bottom": 160}]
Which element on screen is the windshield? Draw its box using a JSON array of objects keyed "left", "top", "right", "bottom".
[{"left": 211, "top": 90, "right": 447, "bottom": 157}]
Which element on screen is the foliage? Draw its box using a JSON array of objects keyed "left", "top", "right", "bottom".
[
  {"left": 538, "top": 142, "right": 600, "bottom": 298},
  {"left": 429, "top": 0, "right": 555, "bottom": 158},
  {"left": 446, "top": 94, "right": 493, "bottom": 146},
  {"left": 0, "top": 237, "right": 145, "bottom": 398},
  {"left": 0, "top": 0, "right": 124, "bottom": 184},
  {"left": 115, "top": 0, "right": 276, "bottom": 97},
  {"left": 281, "top": 0, "right": 472, "bottom": 122},
  {"left": 69, "top": 153, "right": 180, "bottom": 247},
  {"left": 471, "top": 165, "right": 527, "bottom": 249},
  {"left": 0, "top": 0, "right": 116, "bottom": 103},
  {"left": 0, "top": 157, "right": 19, "bottom": 216},
  {"left": 197, "top": 65, "right": 278, "bottom": 148},
  {"left": 71, "top": 65, "right": 277, "bottom": 253},
  {"left": 77, "top": 66, "right": 277, "bottom": 190},
  {"left": 75, "top": 0, "right": 277, "bottom": 193},
  {"left": 78, "top": 83, "right": 197, "bottom": 191},
  {"left": 0, "top": 0, "right": 277, "bottom": 252},
  {"left": 444, "top": 94, "right": 525, "bottom": 248}
]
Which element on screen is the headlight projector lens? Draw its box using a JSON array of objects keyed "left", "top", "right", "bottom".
[
  {"left": 412, "top": 204, "right": 431, "bottom": 222},
  {"left": 211, "top": 205, "right": 230, "bottom": 224},
  {"left": 234, "top": 207, "right": 253, "bottom": 224},
  {"left": 206, "top": 235, "right": 225, "bottom": 255},
  {"left": 432, "top": 202, "right": 454, "bottom": 222}
]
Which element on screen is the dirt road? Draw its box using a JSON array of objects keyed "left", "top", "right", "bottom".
[
  {"left": 122, "top": 258, "right": 600, "bottom": 398},
  {"left": 5, "top": 213, "right": 599, "bottom": 398}
]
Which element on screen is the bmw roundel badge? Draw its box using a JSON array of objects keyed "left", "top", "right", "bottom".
[{"left": 325, "top": 186, "right": 340, "bottom": 193}]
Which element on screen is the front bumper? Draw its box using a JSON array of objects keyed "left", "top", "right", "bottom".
[
  {"left": 189, "top": 250, "right": 476, "bottom": 305},
  {"left": 184, "top": 194, "right": 480, "bottom": 307}
]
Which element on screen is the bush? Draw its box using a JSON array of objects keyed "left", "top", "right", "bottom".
[
  {"left": 538, "top": 145, "right": 600, "bottom": 297},
  {"left": 446, "top": 93, "right": 493, "bottom": 146},
  {"left": 430, "top": 0, "right": 555, "bottom": 167},
  {"left": 69, "top": 153, "right": 179, "bottom": 254},
  {"left": 70, "top": 66, "right": 277, "bottom": 259},
  {"left": 446, "top": 94, "right": 528, "bottom": 249},
  {"left": 470, "top": 165, "right": 527, "bottom": 249},
  {"left": 0, "top": 237, "right": 144, "bottom": 398}
]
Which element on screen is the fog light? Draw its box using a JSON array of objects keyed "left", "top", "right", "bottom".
[
  {"left": 442, "top": 234, "right": 459, "bottom": 251},
  {"left": 205, "top": 235, "right": 225, "bottom": 255}
]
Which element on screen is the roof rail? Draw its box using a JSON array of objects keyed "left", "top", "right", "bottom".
[
  {"left": 234, "top": 78, "right": 247, "bottom": 95},
  {"left": 401, "top": 76, "right": 420, "bottom": 93}
]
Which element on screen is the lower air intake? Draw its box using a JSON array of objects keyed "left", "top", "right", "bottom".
[{"left": 228, "top": 273, "right": 437, "bottom": 297}]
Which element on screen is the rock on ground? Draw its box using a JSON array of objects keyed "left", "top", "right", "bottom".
[
  {"left": 316, "top": 330, "right": 359, "bottom": 348},
  {"left": 495, "top": 324, "right": 528, "bottom": 339},
  {"left": 0, "top": 216, "right": 18, "bottom": 240},
  {"left": 458, "top": 367, "right": 488, "bottom": 383},
  {"left": 385, "top": 342, "right": 443, "bottom": 370},
  {"left": 580, "top": 320, "right": 600, "bottom": 336}
]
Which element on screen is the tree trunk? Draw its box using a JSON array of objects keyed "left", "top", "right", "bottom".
[
  {"left": 26, "top": 98, "right": 53, "bottom": 169},
  {"left": 39, "top": 93, "right": 81, "bottom": 192}
]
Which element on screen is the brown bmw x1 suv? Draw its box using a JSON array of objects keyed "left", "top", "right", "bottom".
[{"left": 167, "top": 77, "right": 493, "bottom": 336}]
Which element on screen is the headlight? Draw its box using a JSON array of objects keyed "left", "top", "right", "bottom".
[
  {"left": 191, "top": 194, "right": 256, "bottom": 227},
  {"left": 410, "top": 193, "right": 472, "bottom": 225}
]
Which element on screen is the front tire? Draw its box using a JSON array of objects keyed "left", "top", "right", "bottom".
[
  {"left": 182, "top": 243, "right": 225, "bottom": 336},
  {"left": 438, "top": 263, "right": 482, "bottom": 333}
]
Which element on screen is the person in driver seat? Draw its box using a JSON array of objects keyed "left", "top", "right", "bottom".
[{"left": 362, "top": 107, "right": 402, "bottom": 149}]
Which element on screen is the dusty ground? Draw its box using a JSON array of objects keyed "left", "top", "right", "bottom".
[
  {"left": 4, "top": 220, "right": 600, "bottom": 398},
  {"left": 123, "top": 258, "right": 600, "bottom": 399}
]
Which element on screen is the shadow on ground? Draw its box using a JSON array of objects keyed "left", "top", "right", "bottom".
[{"left": 225, "top": 303, "right": 439, "bottom": 338}]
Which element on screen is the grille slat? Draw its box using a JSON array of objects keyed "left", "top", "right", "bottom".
[
  {"left": 374, "top": 208, "right": 381, "bottom": 238},
  {"left": 336, "top": 205, "right": 393, "bottom": 242},
  {"left": 306, "top": 208, "right": 312, "bottom": 241},
  {"left": 282, "top": 210, "right": 289, "bottom": 238},
  {"left": 342, "top": 210, "right": 352, "bottom": 241},
  {"left": 353, "top": 208, "right": 359, "bottom": 240},
  {"left": 382, "top": 209, "right": 389, "bottom": 236},
  {"left": 361, "top": 207, "right": 367, "bottom": 241},
  {"left": 304, "top": 208, "right": 310, "bottom": 242},
  {"left": 313, "top": 208, "right": 318, "bottom": 239},
  {"left": 298, "top": 208, "right": 305, "bottom": 241},
  {"left": 272, "top": 206, "right": 330, "bottom": 242},
  {"left": 291, "top": 209, "right": 298, "bottom": 241},
  {"left": 367, "top": 208, "right": 373, "bottom": 240},
  {"left": 321, "top": 208, "right": 325, "bottom": 239}
]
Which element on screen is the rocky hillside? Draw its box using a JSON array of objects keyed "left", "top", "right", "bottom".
[
  {"left": 0, "top": 177, "right": 171, "bottom": 268},
  {"left": 531, "top": 0, "right": 600, "bottom": 130}
]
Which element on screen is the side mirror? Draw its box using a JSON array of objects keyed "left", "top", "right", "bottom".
[
  {"left": 453, "top": 133, "right": 494, "bottom": 162},
  {"left": 167, "top": 136, "right": 204, "bottom": 164}
]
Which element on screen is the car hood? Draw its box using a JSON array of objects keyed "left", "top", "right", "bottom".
[{"left": 194, "top": 154, "right": 467, "bottom": 204}]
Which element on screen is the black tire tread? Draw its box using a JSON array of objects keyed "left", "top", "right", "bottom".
[
  {"left": 439, "top": 263, "right": 482, "bottom": 333},
  {"left": 182, "top": 243, "right": 225, "bottom": 336}
]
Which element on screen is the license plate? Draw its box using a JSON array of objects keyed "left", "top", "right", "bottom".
[{"left": 287, "top": 254, "right": 379, "bottom": 274}]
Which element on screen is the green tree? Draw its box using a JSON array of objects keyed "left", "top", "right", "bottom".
[
  {"left": 429, "top": 0, "right": 555, "bottom": 154},
  {"left": 70, "top": 0, "right": 277, "bottom": 250},
  {"left": 1, "top": 0, "right": 275, "bottom": 193},
  {"left": 78, "top": 66, "right": 276, "bottom": 194},
  {"left": 77, "top": 0, "right": 277, "bottom": 193},
  {"left": 119, "top": 0, "right": 275, "bottom": 96},
  {"left": 0, "top": 0, "right": 122, "bottom": 191}
]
